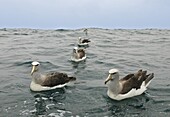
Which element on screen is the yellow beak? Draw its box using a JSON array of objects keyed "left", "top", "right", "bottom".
[
  {"left": 104, "top": 74, "right": 112, "bottom": 84},
  {"left": 31, "top": 65, "right": 36, "bottom": 75}
]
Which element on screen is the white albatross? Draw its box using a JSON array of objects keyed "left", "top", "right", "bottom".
[
  {"left": 105, "top": 69, "right": 154, "bottom": 101},
  {"left": 30, "top": 61, "right": 76, "bottom": 91},
  {"left": 71, "top": 47, "right": 86, "bottom": 62}
]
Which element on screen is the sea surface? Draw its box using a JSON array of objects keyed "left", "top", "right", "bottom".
[{"left": 0, "top": 28, "right": 170, "bottom": 117}]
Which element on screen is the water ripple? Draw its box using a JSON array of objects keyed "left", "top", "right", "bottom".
[{"left": 0, "top": 28, "right": 170, "bottom": 116}]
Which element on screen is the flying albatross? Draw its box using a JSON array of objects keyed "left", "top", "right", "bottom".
[
  {"left": 105, "top": 69, "right": 154, "bottom": 101},
  {"left": 30, "top": 61, "right": 76, "bottom": 91},
  {"left": 71, "top": 47, "right": 86, "bottom": 62},
  {"left": 78, "top": 37, "right": 90, "bottom": 46}
]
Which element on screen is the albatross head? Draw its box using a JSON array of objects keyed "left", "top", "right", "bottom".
[
  {"left": 105, "top": 69, "right": 119, "bottom": 84},
  {"left": 83, "top": 29, "right": 88, "bottom": 35},
  {"left": 31, "top": 61, "right": 40, "bottom": 75},
  {"left": 78, "top": 37, "right": 82, "bottom": 43},
  {"left": 73, "top": 47, "right": 78, "bottom": 53}
]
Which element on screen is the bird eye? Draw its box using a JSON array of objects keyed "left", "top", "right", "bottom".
[{"left": 112, "top": 72, "right": 117, "bottom": 75}]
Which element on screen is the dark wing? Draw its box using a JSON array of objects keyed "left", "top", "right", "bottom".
[
  {"left": 132, "top": 70, "right": 147, "bottom": 89},
  {"left": 120, "top": 69, "right": 142, "bottom": 81},
  {"left": 138, "top": 70, "right": 154, "bottom": 85},
  {"left": 42, "top": 72, "right": 76, "bottom": 87},
  {"left": 82, "top": 39, "right": 90, "bottom": 43},
  {"left": 145, "top": 73, "right": 154, "bottom": 85},
  {"left": 134, "top": 69, "right": 142, "bottom": 77},
  {"left": 119, "top": 74, "right": 136, "bottom": 94},
  {"left": 120, "top": 73, "right": 134, "bottom": 81},
  {"left": 78, "top": 49, "right": 85, "bottom": 58},
  {"left": 119, "top": 70, "right": 154, "bottom": 94},
  {"left": 119, "top": 70, "right": 146, "bottom": 94}
]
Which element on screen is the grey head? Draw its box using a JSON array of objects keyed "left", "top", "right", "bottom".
[
  {"left": 105, "top": 69, "right": 119, "bottom": 84},
  {"left": 105, "top": 69, "right": 122, "bottom": 95}
]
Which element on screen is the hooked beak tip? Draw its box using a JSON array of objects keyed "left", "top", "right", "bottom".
[{"left": 104, "top": 80, "right": 108, "bottom": 85}]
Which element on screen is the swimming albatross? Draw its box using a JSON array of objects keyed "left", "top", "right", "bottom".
[
  {"left": 30, "top": 61, "right": 76, "bottom": 91},
  {"left": 71, "top": 47, "right": 86, "bottom": 62},
  {"left": 83, "top": 28, "right": 88, "bottom": 36},
  {"left": 78, "top": 37, "right": 90, "bottom": 46},
  {"left": 105, "top": 69, "right": 154, "bottom": 100}
]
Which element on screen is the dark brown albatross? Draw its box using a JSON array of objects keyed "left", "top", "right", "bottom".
[
  {"left": 30, "top": 61, "right": 76, "bottom": 91},
  {"left": 105, "top": 69, "right": 154, "bottom": 100}
]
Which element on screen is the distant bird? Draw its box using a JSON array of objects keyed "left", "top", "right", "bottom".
[
  {"left": 105, "top": 69, "right": 154, "bottom": 101},
  {"left": 71, "top": 47, "right": 86, "bottom": 62},
  {"left": 78, "top": 37, "right": 90, "bottom": 46},
  {"left": 83, "top": 29, "right": 88, "bottom": 36},
  {"left": 30, "top": 61, "right": 76, "bottom": 91}
]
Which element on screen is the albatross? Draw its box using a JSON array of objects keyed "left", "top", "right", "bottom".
[
  {"left": 71, "top": 47, "right": 86, "bottom": 62},
  {"left": 30, "top": 61, "right": 76, "bottom": 91},
  {"left": 78, "top": 37, "right": 90, "bottom": 46},
  {"left": 105, "top": 69, "right": 154, "bottom": 100},
  {"left": 83, "top": 29, "right": 88, "bottom": 36}
]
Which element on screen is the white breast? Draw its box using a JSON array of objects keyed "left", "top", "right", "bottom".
[
  {"left": 30, "top": 81, "right": 67, "bottom": 92},
  {"left": 107, "top": 82, "right": 147, "bottom": 100},
  {"left": 78, "top": 42, "right": 89, "bottom": 46},
  {"left": 70, "top": 55, "right": 86, "bottom": 62}
]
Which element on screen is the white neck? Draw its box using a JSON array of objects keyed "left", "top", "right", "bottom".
[
  {"left": 79, "top": 39, "right": 81, "bottom": 43},
  {"left": 31, "top": 71, "right": 44, "bottom": 85},
  {"left": 73, "top": 52, "right": 79, "bottom": 59},
  {"left": 107, "top": 74, "right": 122, "bottom": 95}
]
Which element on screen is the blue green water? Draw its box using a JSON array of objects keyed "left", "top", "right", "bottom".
[{"left": 0, "top": 28, "right": 170, "bottom": 117}]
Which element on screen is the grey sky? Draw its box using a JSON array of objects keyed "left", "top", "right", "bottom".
[{"left": 0, "top": 0, "right": 170, "bottom": 29}]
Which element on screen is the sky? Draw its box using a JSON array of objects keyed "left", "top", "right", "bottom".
[{"left": 0, "top": 0, "right": 170, "bottom": 29}]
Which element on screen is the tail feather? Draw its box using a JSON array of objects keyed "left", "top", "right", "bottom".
[
  {"left": 134, "top": 69, "right": 142, "bottom": 77},
  {"left": 68, "top": 77, "right": 76, "bottom": 81},
  {"left": 145, "top": 73, "right": 154, "bottom": 86},
  {"left": 138, "top": 70, "right": 147, "bottom": 81},
  {"left": 135, "top": 71, "right": 147, "bottom": 89}
]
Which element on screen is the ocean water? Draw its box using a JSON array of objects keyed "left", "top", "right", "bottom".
[{"left": 0, "top": 28, "right": 170, "bottom": 117}]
